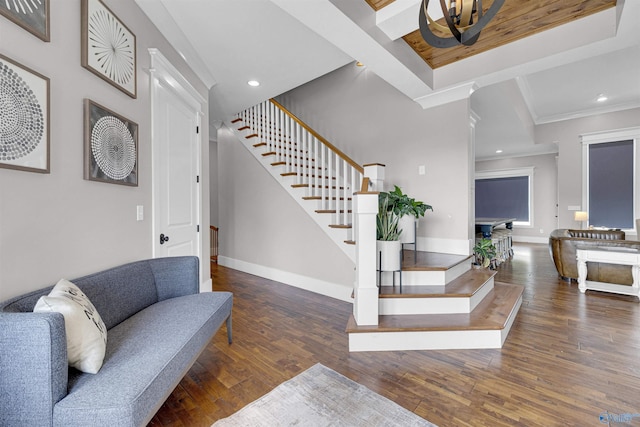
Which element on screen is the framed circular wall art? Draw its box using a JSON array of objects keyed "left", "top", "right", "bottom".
[
  {"left": 81, "top": 0, "right": 136, "bottom": 98},
  {"left": 84, "top": 99, "right": 138, "bottom": 186},
  {"left": 0, "top": 53, "right": 50, "bottom": 173}
]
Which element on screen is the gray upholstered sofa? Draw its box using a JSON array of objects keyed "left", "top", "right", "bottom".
[{"left": 0, "top": 256, "right": 232, "bottom": 427}]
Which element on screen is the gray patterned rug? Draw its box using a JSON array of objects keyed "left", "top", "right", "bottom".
[{"left": 212, "top": 363, "right": 437, "bottom": 426}]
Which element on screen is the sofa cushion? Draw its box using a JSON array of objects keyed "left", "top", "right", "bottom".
[
  {"left": 34, "top": 279, "right": 107, "bottom": 374},
  {"left": 73, "top": 261, "right": 159, "bottom": 330},
  {"left": 53, "top": 291, "right": 233, "bottom": 427}
]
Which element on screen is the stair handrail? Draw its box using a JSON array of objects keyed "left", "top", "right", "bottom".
[{"left": 269, "top": 99, "right": 364, "bottom": 174}]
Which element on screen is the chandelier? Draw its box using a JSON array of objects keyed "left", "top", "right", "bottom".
[{"left": 419, "top": 0, "right": 505, "bottom": 48}]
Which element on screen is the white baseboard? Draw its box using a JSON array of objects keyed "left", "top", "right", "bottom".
[{"left": 218, "top": 256, "right": 354, "bottom": 303}]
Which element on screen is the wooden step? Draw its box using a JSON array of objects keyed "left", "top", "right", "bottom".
[
  {"left": 379, "top": 268, "right": 495, "bottom": 298},
  {"left": 245, "top": 133, "right": 258, "bottom": 139},
  {"left": 303, "top": 196, "right": 352, "bottom": 201},
  {"left": 346, "top": 282, "right": 524, "bottom": 351},
  {"left": 378, "top": 269, "right": 496, "bottom": 315},
  {"left": 281, "top": 172, "right": 336, "bottom": 180},
  {"left": 345, "top": 240, "right": 356, "bottom": 245},
  {"left": 379, "top": 250, "right": 472, "bottom": 287},
  {"left": 262, "top": 152, "right": 314, "bottom": 161},
  {"left": 271, "top": 161, "right": 323, "bottom": 168},
  {"left": 316, "top": 209, "right": 352, "bottom": 214},
  {"left": 231, "top": 118, "right": 242, "bottom": 124},
  {"left": 329, "top": 224, "right": 352, "bottom": 229},
  {"left": 292, "top": 184, "right": 345, "bottom": 190},
  {"left": 253, "top": 142, "right": 267, "bottom": 148}
]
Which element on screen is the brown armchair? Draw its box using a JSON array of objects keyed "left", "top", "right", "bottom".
[{"left": 549, "top": 229, "right": 640, "bottom": 285}]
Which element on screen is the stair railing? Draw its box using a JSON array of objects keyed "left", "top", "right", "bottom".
[{"left": 239, "top": 99, "right": 364, "bottom": 228}]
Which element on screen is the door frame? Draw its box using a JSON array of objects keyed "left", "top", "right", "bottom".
[{"left": 149, "top": 48, "right": 207, "bottom": 287}]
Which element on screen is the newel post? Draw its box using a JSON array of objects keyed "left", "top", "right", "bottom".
[
  {"left": 353, "top": 191, "right": 379, "bottom": 326},
  {"left": 363, "top": 163, "right": 385, "bottom": 191}
]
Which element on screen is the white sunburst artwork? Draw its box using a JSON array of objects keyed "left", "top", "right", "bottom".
[
  {"left": 81, "top": 0, "right": 137, "bottom": 98},
  {"left": 0, "top": 0, "right": 49, "bottom": 41}
]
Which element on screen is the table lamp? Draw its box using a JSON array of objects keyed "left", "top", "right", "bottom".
[{"left": 574, "top": 211, "right": 588, "bottom": 229}]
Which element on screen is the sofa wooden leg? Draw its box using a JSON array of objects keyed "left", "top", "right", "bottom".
[{"left": 226, "top": 315, "right": 233, "bottom": 344}]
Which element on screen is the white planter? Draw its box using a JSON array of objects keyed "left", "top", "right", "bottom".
[
  {"left": 398, "top": 214, "right": 417, "bottom": 244},
  {"left": 376, "top": 240, "right": 402, "bottom": 271}
]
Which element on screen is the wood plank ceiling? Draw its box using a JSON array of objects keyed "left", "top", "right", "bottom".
[{"left": 366, "top": 0, "right": 617, "bottom": 69}]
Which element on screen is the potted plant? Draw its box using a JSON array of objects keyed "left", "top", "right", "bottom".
[
  {"left": 379, "top": 185, "right": 433, "bottom": 244},
  {"left": 376, "top": 196, "right": 402, "bottom": 272},
  {"left": 473, "top": 238, "right": 497, "bottom": 269}
]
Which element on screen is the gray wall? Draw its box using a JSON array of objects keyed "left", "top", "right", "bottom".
[
  {"left": 0, "top": 0, "right": 209, "bottom": 301},
  {"left": 476, "top": 154, "right": 558, "bottom": 242},
  {"left": 536, "top": 108, "right": 640, "bottom": 231}
]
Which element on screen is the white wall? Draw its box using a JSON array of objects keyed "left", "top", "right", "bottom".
[
  {"left": 536, "top": 108, "right": 640, "bottom": 231},
  {"left": 476, "top": 154, "right": 558, "bottom": 243},
  {"left": 217, "top": 126, "right": 355, "bottom": 299},
  {"left": 0, "top": 0, "right": 209, "bottom": 300},
  {"left": 277, "top": 63, "right": 475, "bottom": 254}
]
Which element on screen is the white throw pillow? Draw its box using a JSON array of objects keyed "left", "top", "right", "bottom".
[{"left": 34, "top": 279, "right": 107, "bottom": 374}]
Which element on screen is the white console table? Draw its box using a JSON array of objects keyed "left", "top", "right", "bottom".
[{"left": 576, "top": 246, "right": 640, "bottom": 300}]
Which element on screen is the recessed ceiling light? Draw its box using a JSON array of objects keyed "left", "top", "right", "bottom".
[
  {"left": 596, "top": 93, "right": 608, "bottom": 102},
  {"left": 247, "top": 80, "right": 260, "bottom": 87},
  {"left": 496, "top": 149, "right": 503, "bottom": 154}
]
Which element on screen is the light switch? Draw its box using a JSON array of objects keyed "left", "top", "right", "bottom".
[
  {"left": 136, "top": 205, "right": 144, "bottom": 221},
  {"left": 418, "top": 165, "right": 425, "bottom": 175}
]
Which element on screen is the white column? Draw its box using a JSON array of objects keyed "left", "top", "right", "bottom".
[
  {"left": 353, "top": 192, "right": 379, "bottom": 325},
  {"left": 363, "top": 163, "right": 385, "bottom": 191}
]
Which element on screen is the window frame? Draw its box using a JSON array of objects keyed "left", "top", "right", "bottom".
[
  {"left": 581, "top": 127, "right": 639, "bottom": 232},
  {"left": 475, "top": 167, "right": 534, "bottom": 227}
]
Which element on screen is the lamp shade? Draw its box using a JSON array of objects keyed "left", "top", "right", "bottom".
[{"left": 574, "top": 211, "right": 588, "bottom": 221}]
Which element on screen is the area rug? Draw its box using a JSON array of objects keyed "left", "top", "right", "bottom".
[{"left": 212, "top": 363, "right": 436, "bottom": 426}]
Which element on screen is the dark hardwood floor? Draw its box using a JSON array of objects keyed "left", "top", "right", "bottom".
[{"left": 149, "top": 244, "right": 640, "bottom": 426}]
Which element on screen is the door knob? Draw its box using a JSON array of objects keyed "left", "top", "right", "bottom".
[{"left": 160, "top": 234, "right": 170, "bottom": 245}]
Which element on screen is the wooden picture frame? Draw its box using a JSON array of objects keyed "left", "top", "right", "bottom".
[
  {"left": 0, "top": 0, "right": 50, "bottom": 42},
  {"left": 81, "top": 0, "right": 137, "bottom": 98},
  {"left": 0, "top": 54, "right": 50, "bottom": 174},
  {"left": 84, "top": 99, "right": 138, "bottom": 186}
]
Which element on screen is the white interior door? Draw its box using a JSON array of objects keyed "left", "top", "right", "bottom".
[
  {"left": 150, "top": 50, "right": 203, "bottom": 264},
  {"left": 155, "top": 84, "right": 200, "bottom": 258}
]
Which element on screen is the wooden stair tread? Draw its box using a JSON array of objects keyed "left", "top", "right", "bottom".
[
  {"left": 253, "top": 142, "right": 267, "bottom": 148},
  {"left": 316, "top": 210, "right": 352, "bottom": 214},
  {"left": 401, "top": 250, "right": 472, "bottom": 271},
  {"left": 329, "top": 224, "right": 352, "bottom": 229},
  {"left": 346, "top": 282, "right": 523, "bottom": 333},
  {"left": 231, "top": 118, "right": 242, "bottom": 123},
  {"left": 379, "top": 269, "right": 496, "bottom": 298},
  {"left": 345, "top": 240, "right": 356, "bottom": 245},
  {"left": 303, "top": 196, "right": 351, "bottom": 201}
]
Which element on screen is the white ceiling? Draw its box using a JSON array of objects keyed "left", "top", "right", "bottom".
[{"left": 135, "top": 0, "right": 640, "bottom": 160}]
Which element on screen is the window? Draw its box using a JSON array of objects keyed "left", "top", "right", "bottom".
[
  {"left": 582, "top": 128, "right": 639, "bottom": 230},
  {"left": 475, "top": 167, "right": 534, "bottom": 226}
]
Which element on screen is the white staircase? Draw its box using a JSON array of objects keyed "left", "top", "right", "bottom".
[
  {"left": 231, "top": 100, "right": 523, "bottom": 352},
  {"left": 230, "top": 99, "right": 363, "bottom": 262}
]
